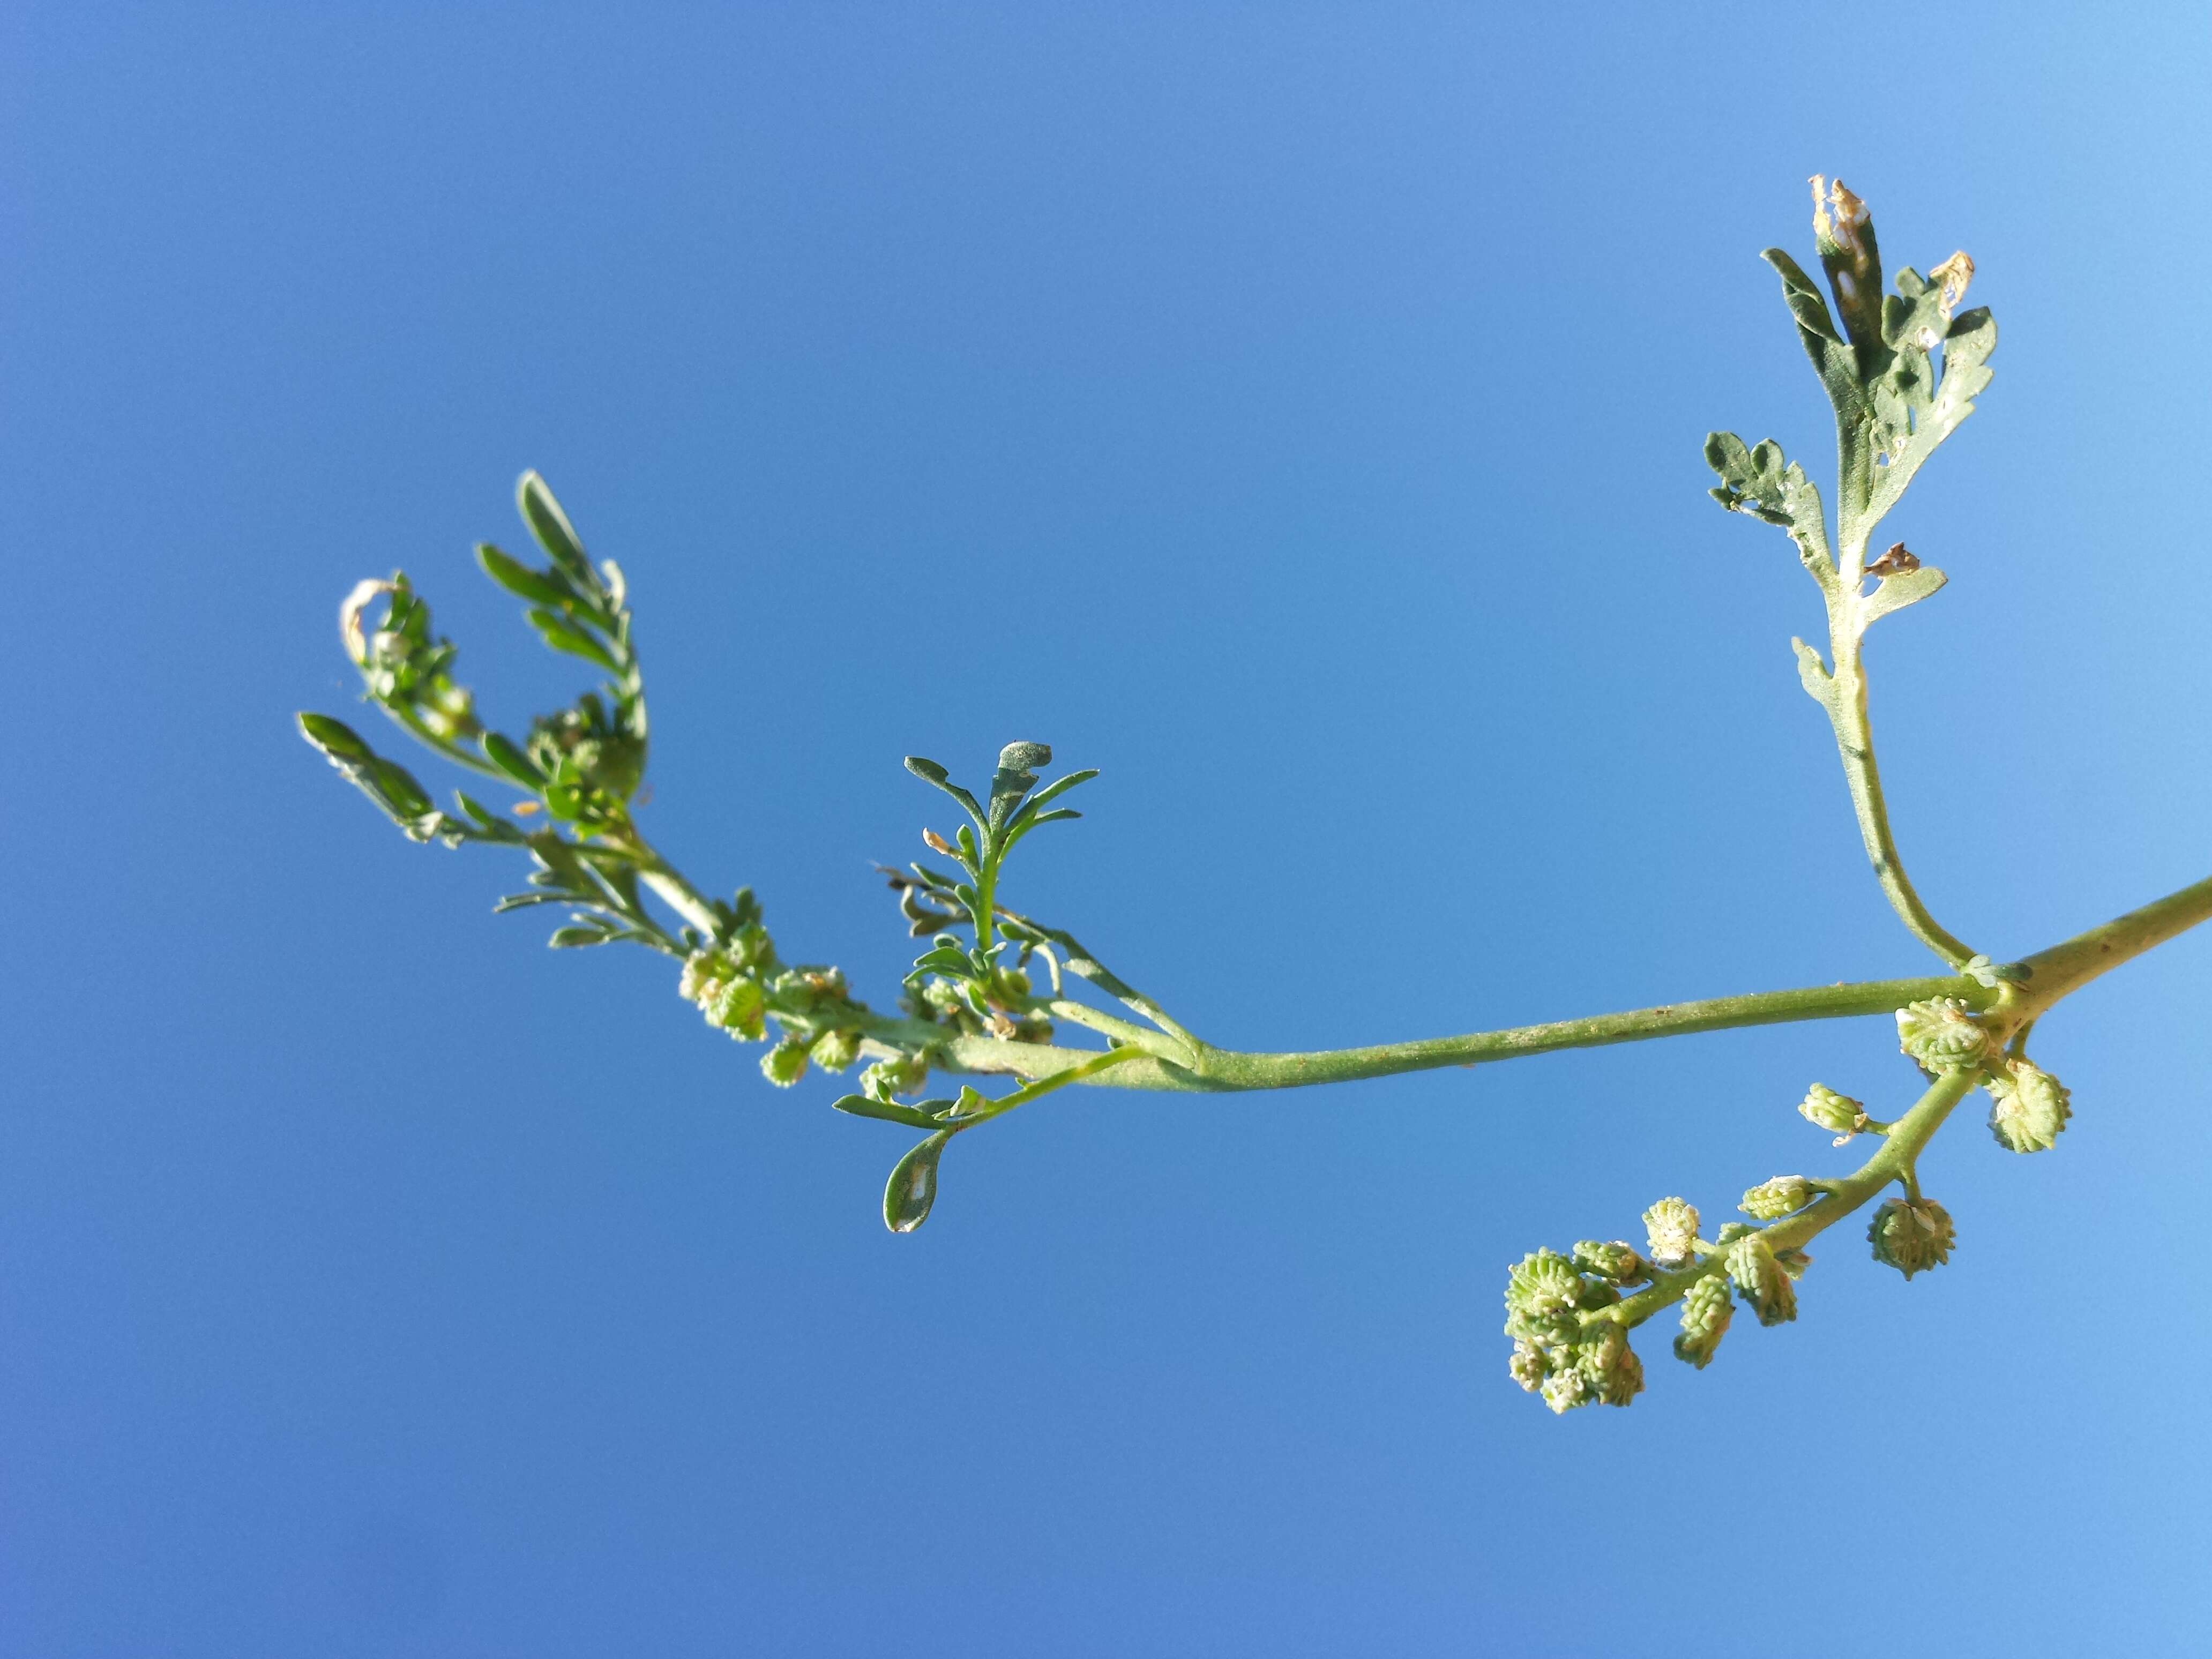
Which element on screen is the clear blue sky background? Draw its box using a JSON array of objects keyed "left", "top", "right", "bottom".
[{"left": 5, "top": 4, "right": 2210, "bottom": 1653}]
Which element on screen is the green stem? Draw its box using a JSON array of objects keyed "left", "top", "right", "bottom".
[
  {"left": 900, "top": 865, "right": 2212, "bottom": 1095},
  {"left": 877, "top": 970, "right": 1994, "bottom": 1093},
  {"left": 1595, "top": 1066, "right": 1979, "bottom": 1332},
  {"left": 1819, "top": 611, "right": 1976, "bottom": 970}
]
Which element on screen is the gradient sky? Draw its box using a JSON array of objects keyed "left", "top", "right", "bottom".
[{"left": 5, "top": 4, "right": 2210, "bottom": 1654}]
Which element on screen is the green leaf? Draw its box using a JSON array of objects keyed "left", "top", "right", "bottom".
[
  {"left": 516, "top": 470, "right": 594, "bottom": 589},
  {"left": 988, "top": 740, "right": 1052, "bottom": 828},
  {"left": 476, "top": 543, "right": 581, "bottom": 609},
  {"left": 1860, "top": 564, "right": 1947, "bottom": 627},
  {"left": 296, "top": 711, "right": 375, "bottom": 762},
  {"left": 831, "top": 1093, "right": 941, "bottom": 1129},
  {"left": 884, "top": 1130, "right": 955, "bottom": 1232},
  {"left": 480, "top": 731, "right": 545, "bottom": 788},
  {"left": 904, "top": 756, "right": 984, "bottom": 824},
  {"left": 526, "top": 609, "right": 623, "bottom": 674},
  {"left": 1703, "top": 431, "right": 1833, "bottom": 572},
  {"left": 548, "top": 925, "right": 610, "bottom": 948},
  {"left": 1761, "top": 248, "right": 1866, "bottom": 421}
]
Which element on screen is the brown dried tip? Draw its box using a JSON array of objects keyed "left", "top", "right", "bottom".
[
  {"left": 922, "top": 828, "right": 954, "bottom": 856},
  {"left": 1811, "top": 175, "right": 1869, "bottom": 250},
  {"left": 1930, "top": 250, "right": 1975, "bottom": 311},
  {"left": 1865, "top": 542, "right": 1922, "bottom": 578}
]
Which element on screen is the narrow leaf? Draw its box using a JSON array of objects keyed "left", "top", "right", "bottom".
[
  {"left": 476, "top": 543, "right": 580, "bottom": 608},
  {"left": 831, "top": 1094, "right": 941, "bottom": 1129},
  {"left": 516, "top": 470, "right": 594, "bottom": 588},
  {"left": 481, "top": 731, "right": 545, "bottom": 787}
]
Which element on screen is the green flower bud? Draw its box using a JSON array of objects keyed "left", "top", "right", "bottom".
[
  {"left": 861, "top": 1051, "right": 931, "bottom": 1101},
  {"left": 1572, "top": 1239, "right": 1649, "bottom": 1286},
  {"left": 1508, "top": 1340, "right": 1549, "bottom": 1394},
  {"left": 810, "top": 1028, "right": 862, "bottom": 1072},
  {"left": 760, "top": 1037, "right": 810, "bottom": 1088},
  {"left": 1986, "top": 1060, "right": 2071, "bottom": 1154},
  {"left": 1867, "top": 1197, "right": 1954, "bottom": 1279},
  {"left": 727, "top": 922, "right": 773, "bottom": 973},
  {"left": 706, "top": 974, "right": 766, "bottom": 1041},
  {"left": 1672, "top": 1273, "right": 1733, "bottom": 1369},
  {"left": 1798, "top": 1082, "right": 1869, "bottom": 1142},
  {"left": 1741, "top": 1176, "right": 1815, "bottom": 1221},
  {"left": 1642, "top": 1197, "right": 1700, "bottom": 1267},
  {"left": 1504, "top": 1250, "right": 1585, "bottom": 1324},
  {"left": 1713, "top": 1221, "right": 1754, "bottom": 1246},
  {"left": 1774, "top": 1246, "right": 1813, "bottom": 1281},
  {"left": 1724, "top": 1232, "right": 1798, "bottom": 1327},
  {"left": 1575, "top": 1322, "right": 1645, "bottom": 1409},
  {"left": 678, "top": 948, "right": 735, "bottom": 1005},
  {"left": 1896, "top": 998, "right": 1996, "bottom": 1075},
  {"left": 1541, "top": 1366, "right": 1591, "bottom": 1415}
]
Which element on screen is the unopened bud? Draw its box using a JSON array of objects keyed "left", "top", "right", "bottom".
[
  {"left": 810, "top": 1028, "right": 862, "bottom": 1072},
  {"left": 1540, "top": 1366, "right": 1591, "bottom": 1415},
  {"left": 1986, "top": 1060, "right": 2072, "bottom": 1154},
  {"left": 1575, "top": 1322, "right": 1645, "bottom": 1409},
  {"left": 1896, "top": 998, "right": 1996, "bottom": 1075},
  {"left": 1573, "top": 1240, "right": 1648, "bottom": 1286},
  {"left": 706, "top": 975, "right": 766, "bottom": 1041},
  {"left": 1741, "top": 1176, "right": 1815, "bottom": 1221},
  {"left": 678, "top": 948, "right": 735, "bottom": 1005},
  {"left": 1799, "top": 1082, "right": 1869, "bottom": 1142},
  {"left": 1672, "top": 1274, "right": 1734, "bottom": 1369},
  {"left": 760, "top": 1037, "right": 810, "bottom": 1088},
  {"left": 861, "top": 1051, "right": 930, "bottom": 1101},
  {"left": 1508, "top": 1340, "right": 1549, "bottom": 1394},
  {"left": 1868, "top": 1197, "right": 1954, "bottom": 1279},
  {"left": 1642, "top": 1197, "right": 1701, "bottom": 1267},
  {"left": 1504, "top": 1250, "right": 1585, "bottom": 1323},
  {"left": 1725, "top": 1233, "right": 1798, "bottom": 1327}
]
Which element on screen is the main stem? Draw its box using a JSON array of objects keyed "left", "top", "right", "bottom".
[{"left": 885, "top": 868, "right": 2212, "bottom": 1094}]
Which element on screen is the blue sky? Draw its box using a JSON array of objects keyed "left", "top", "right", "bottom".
[{"left": 4, "top": 4, "right": 2210, "bottom": 1653}]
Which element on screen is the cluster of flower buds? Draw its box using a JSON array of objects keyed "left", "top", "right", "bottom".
[
  {"left": 1983, "top": 1058, "right": 2072, "bottom": 1154},
  {"left": 1895, "top": 997, "right": 1998, "bottom": 1077},
  {"left": 1640, "top": 1197, "right": 1700, "bottom": 1268},
  {"left": 677, "top": 918, "right": 871, "bottom": 1089},
  {"left": 1867, "top": 1196, "right": 1954, "bottom": 1277},
  {"left": 908, "top": 969, "right": 1053, "bottom": 1044},
  {"left": 1500, "top": 1243, "right": 1649, "bottom": 1414}
]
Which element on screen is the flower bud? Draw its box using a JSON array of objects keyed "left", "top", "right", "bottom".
[
  {"left": 1868, "top": 1197, "right": 1954, "bottom": 1279},
  {"left": 1725, "top": 1233, "right": 1798, "bottom": 1327},
  {"left": 1741, "top": 1176, "right": 1815, "bottom": 1221},
  {"left": 1642, "top": 1198, "right": 1700, "bottom": 1267},
  {"left": 760, "top": 1037, "right": 810, "bottom": 1088},
  {"left": 810, "top": 1028, "right": 862, "bottom": 1072},
  {"left": 678, "top": 948, "right": 735, "bottom": 1006},
  {"left": 1986, "top": 1060, "right": 2071, "bottom": 1154},
  {"left": 1774, "top": 1246, "right": 1813, "bottom": 1281},
  {"left": 1540, "top": 1366, "right": 1591, "bottom": 1415},
  {"left": 1576, "top": 1322, "right": 1645, "bottom": 1409},
  {"left": 861, "top": 1051, "right": 931, "bottom": 1101},
  {"left": 1672, "top": 1273, "right": 1733, "bottom": 1369},
  {"left": 706, "top": 974, "right": 766, "bottom": 1041},
  {"left": 1896, "top": 998, "right": 1996, "bottom": 1075},
  {"left": 1508, "top": 1340, "right": 1549, "bottom": 1394},
  {"left": 1575, "top": 1277, "right": 1621, "bottom": 1312},
  {"left": 1799, "top": 1082, "right": 1869, "bottom": 1142},
  {"left": 1573, "top": 1240, "right": 1648, "bottom": 1287},
  {"left": 1504, "top": 1250, "right": 1585, "bottom": 1323}
]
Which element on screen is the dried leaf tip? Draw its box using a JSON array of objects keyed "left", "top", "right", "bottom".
[
  {"left": 1810, "top": 175, "right": 1869, "bottom": 251},
  {"left": 1930, "top": 250, "right": 1975, "bottom": 310}
]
